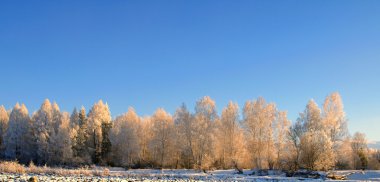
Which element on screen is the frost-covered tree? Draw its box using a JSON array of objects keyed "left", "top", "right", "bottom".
[
  {"left": 193, "top": 96, "right": 218, "bottom": 170},
  {"left": 72, "top": 107, "right": 91, "bottom": 164},
  {"left": 300, "top": 130, "right": 334, "bottom": 171},
  {"left": 368, "top": 149, "right": 380, "bottom": 170},
  {"left": 288, "top": 119, "right": 305, "bottom": 170},
  {"left": 50, "top": 112, "right": 73, "bottom": 165},
  {"left": 87, "top": 100, "right": 112, "bottom": 164},
  {"left": 336, "top": 137, "right": 354, "bottom": 169},
  {"left": 110, "top": 107, "right": 140, "bottom": 167},
  {"left": 174, "top": 104, "right": 195, "bottom": 168},
  {"left": 4, "top": 103, "right": 33, "bottom": 163},
  {"left": 70, "top": 108, "right": 80, "bottom": 129},
  {"left": 32, "top": 99, "right": 58, "bottom": 164},
  {"left": 0, "top": 94, "right": 360, "bottom": 170},
  {"left": 0, "top": 105, "right": 9, "bottom": 158},
  {"left": 322, "top": 92, "right": 348, "bottom": 168},
  {"left": 272, "top": 111, "right": 290, "bottom": 169},
  {"left": 243, "top": 97, "right": 276, "bottom": 169},
  {"left": 52, "top": 102, "right": 62, "bottom": 134},
  {"left": 101, "top": 120, "right": 112, "bottom": 163},
  {"left": 297, "top": 100, "right": 335, "bottom": 171},
  {"left": 351, "top": 132, "right": 368, "bottom": 170},
  {"left": 214, "top": 101, "right": 247, "bottom": 169},
  {"left": 150, "top": 108, "right": 174, "bottom": 168},
  {"left": 138, "top": 116, "right": 154, "bottom": 166},
  {"left": 322, "top": 92, "right": 348, "bottom": 143},
  {"left": 298, "top": 100, "right": 324, "bottom": 132}
]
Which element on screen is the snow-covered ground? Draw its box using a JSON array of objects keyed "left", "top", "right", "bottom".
[
  {"left": 332, "top": 170, "right": 380, "bottom": 181},
  {"left": 111, "top": 168, "right": 319, "bottom": 181},
  {"left": 0, "top": 170, "right": 320, "bottom": 182},
  {"left": 1, "top": 169, "right": 380, "bottom": 181}
]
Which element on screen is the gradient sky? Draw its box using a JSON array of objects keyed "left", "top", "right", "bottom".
[{"left": 1, "top": 1, "right": 380, "bottom": 140}]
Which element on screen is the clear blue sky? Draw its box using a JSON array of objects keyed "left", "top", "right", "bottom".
[{"left": 1, "top": 1, "right": 379, "bottom": 140}]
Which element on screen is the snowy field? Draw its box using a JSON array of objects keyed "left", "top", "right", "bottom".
[
  {"left": 1, "top": 168, "right": 380, "bottom": 181},
  {"left": 332, "top": 170, "right": 380, "bottom": 181}
]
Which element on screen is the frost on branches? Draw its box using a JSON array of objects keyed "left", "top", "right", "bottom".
[{"left": 0, "top": 92, "right": 376, "bottom": 171}]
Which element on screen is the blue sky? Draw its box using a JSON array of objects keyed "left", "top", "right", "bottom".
[{"left": 1, "top": 1, "right": 380, "bottom": 140}]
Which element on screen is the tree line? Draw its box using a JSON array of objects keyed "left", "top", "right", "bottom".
[{"left": 0, "top": 92, "right": 379, "bottom": 171}]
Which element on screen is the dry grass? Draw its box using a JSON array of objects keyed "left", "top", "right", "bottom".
[
  {"left": 0, "top": 161, "right": 114, "bottom": 177},
  {"left": 0, "top": 161, "right": 26, "bottom": 174},
  {"left": 92, "top": 167, "right": 110, "bottom": 177}
]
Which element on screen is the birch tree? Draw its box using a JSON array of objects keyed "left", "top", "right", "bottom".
[
  {"left": 322, "top": 92, "right": 348, "bottom": 143},
  {"left": 173, "top": 104, "right": 194, "bottom": 168},
  {"left": 300, "top": 130, "right": 334, "bottom": 170},
  {"left": 322, "top": 92, "right": 348, "bottom": 168},
  {"left": 243, "top": 97, "right": 276, "bottom": 169},
  {"left": 297, "top": 100, "right": 334, "bottom": 170},
  {"left": 0, "top": 106, "right": 9, "bottom": 158},
  {"left": 299, "top": 100, "right": 324, "bottom": 132},
  {"left": 272, "top": 111, "right": 290, "bottom": 169},
  {"left": 150, "top": 108, "right": 174, "bottom": 168},
  {"left": 110, "top": 107, "right": 140, "bottom": 167},
  {"left": 138, "top": 116, "right": 154, "bottom": 167},
  {"left": 288, "top": 119, "right": 305, "bottom": 170},
  {"left": 214, "top": 101, "right": 246, "bottom": 169},
  {"left": 336, "top": 137, "right": 354, "bottom": 169},
  {"left": 193, "top": 96, "right": 218, "bottom": 170}
]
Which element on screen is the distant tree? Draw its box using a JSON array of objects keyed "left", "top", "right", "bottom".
[
  {"left": 72, "top": 107, "right": 91, "bottom": 164},
  {"left": 335, "top": 137, "right": 354, "bottom": 169},
  {"left": 272, "top": 111, "right": 290, "bottom": 170},
  {"left": 110, "top": 107, "right": 140, "bottom": 167},
  {"left": 50, "top": 112, "right": 73, "bottom": 165},
  {"left": 70, "top": 108, "right": 80, "bottom": 129},
  {"left": 101, "top": 121, "right": 112, "bottom": 164},
  {"left": 150, "top": 108, "right": 174, "bottom": 168},
  {"left": 322, "top": 92, "right": 348, "bottom": 143},
  {"left": 0, "top": 94, "right": 363, "bottom": 170},
  {"left": 174, "top": 104, "right": 194, "bottom": 168},
  {"left": 322, "top": 92, "right": 349, "bottom": 168},
  {"left": 297, "top": 100, "right": 334, "bottom": 171},
  {"left": 299, "top": 100, "right": 324, "bottom": 132},
  {"left": 288, "top": 119, "right": 305, "bottom": 170},
  {"left": 87, "top": 100, "right": 112, "bottom": 164},
  {"left": 300, "top": 130, "right": 334, "bottom": 171},
  {"left": 368, "top": 149, "right": 380, "bottom": 170},
  {"left": 32, "top": 99, "right": 60, "bottom": 164},
  {"left": 214, "top": 101, "right": 246, "bottom": 169},
  {"left": 193, "top": 96, "right": 218, "bottom": 170},
  {"left": 4, "top": 103, "right": 33, "bottom": 163},
  {"left": 52, "top": 102, "right": 62, "bottom": 134},
  {"left": 137, "top": 116, "right": 154, "bottom": 167},
  {"left": 0, "top": 105, "right": 9, "bottom": 158},
  {"left": 243, "top": 97, "right": 276, "bottom": 169},
  {"left": 351, "top": 132, "right": 368, "bottom": 170}
]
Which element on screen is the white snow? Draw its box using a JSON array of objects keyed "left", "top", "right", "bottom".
[
  {"left": 109, "top": 169, "right": 323, "bottom": 181},
  {"left": 2, "top": 169, "right": 380, "bottom": 181}
]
